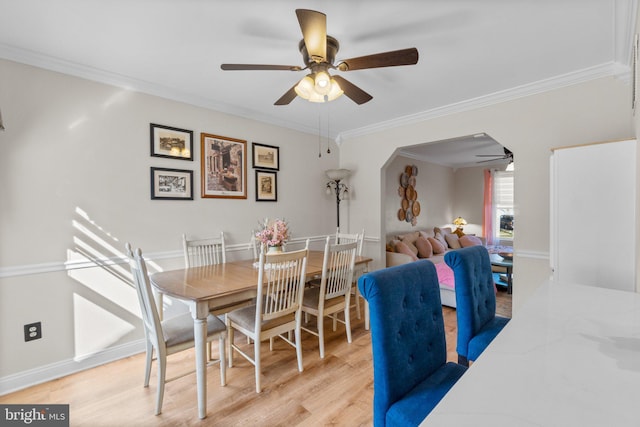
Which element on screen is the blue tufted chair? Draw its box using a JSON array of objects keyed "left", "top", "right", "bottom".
[
  {"left": 444, "top": 245, "right": 510, "bottom": 367},
  {"left": 358, "top": 260, "right": 467, "bottom": 427}
]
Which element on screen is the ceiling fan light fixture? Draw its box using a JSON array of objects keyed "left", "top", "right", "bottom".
[
  {"left": 326, "top": 78, "right": 343, "bottom": 101},
  {"left": 314, "top": 70, "right": 331, "bottom": 94},
  {"left": 294, "top": 75, "right": 315, "bottom": 99},
  {"left": 295, "top": 73, "right": 343, "bottom": 102},
  {"left": 308, "top": 91, "right": 328, "bottom": 103}
]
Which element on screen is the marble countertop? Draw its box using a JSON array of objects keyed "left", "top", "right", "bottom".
[{"left": 422, "top": 280, "right": 640, "bottom": 427}]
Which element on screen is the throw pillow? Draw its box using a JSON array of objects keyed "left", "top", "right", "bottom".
[
  {"left": 397, "top": 231, "right": 420, "bottom": 244},
  {"left": 434, "top": 231, "right": 447, "bottom": 248},
  {"left": 427, "top": 237, "right": 446, "bottom": 254},
  {"left": 394, "top": 241, "right": 419, "bottom": 261},
  {"left": 445, "top": 233, "right": 462, "bottom": 249},
  {"left": 434, "top": 226, "right": 453, "bottom": 236},
  {"left": 400, "top": 238, "right": 419, "bottom": 255},
  {"left": 453, "top": 228, "right": 465, "bottom": 237},
  {"left": 418, "top": 230, "right": 434, "bottom": 240},
  {"left": 459, "top": 235, "right": 483, "bottom": 247},
  {"left": 415, "top": 236, "right": 433, "bottom": 258}
]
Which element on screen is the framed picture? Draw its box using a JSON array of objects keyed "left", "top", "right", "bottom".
[
  {"left": 255, "top": 170, "right": 277, "bottom": 201},
  {"left": 150, "top": 123, "right": 193, "bottom": 160},
  {"left": 150, "top": 167, "right": 193, "bottom": 200},
  {"left": 252, "top": 143, "right": 280, "bottom": 170},
  {"left": 201, "top": 133, "right": 247, "bottom": 199}
]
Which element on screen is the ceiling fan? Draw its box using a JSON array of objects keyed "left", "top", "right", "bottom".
[
  {"left": 220, "top": 9, "right": 419, "bottom": 105},
  {"left": 476, "top": 147, "right": 514, "bottom": 163}
]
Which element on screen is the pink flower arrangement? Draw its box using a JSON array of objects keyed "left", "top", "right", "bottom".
[{"left": 255, "top": 218, "right": 289, "bottom": 247}]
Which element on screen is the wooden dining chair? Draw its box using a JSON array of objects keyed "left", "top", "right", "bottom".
[
  {"left": 226, "top": 240, "right": 309, "bottom": 393},
  {"left": 183, "top": 232, "right": 254, "bottom": 318},
  {"left": 182, "top": 231, "right": 226, "bottom": 267},
  {"left": 302, "top": 236, "right": 358, "bottom": 358},
  {"left": 125, "top": 243, "right": 227, "bottom": 415},
  {"left": 335, "top": 228, "right": 369, "bottom": 328}
]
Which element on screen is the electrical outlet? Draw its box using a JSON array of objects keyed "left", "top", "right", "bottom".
[{"left": 24, "top": 322, "right": 42, "bottom": 342}]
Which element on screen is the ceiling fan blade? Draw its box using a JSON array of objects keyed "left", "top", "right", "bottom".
[
  {"left": 296, "top": 9, "right": 326, "bottom": 63},
  {"left": 332, "top": 75, "right": 373, "bottom": 105},
  {"left": 221, "top": 64, "right": 302, "bottom": 71},
  {"left": 337, "top": 48, "right": 419, "bottom": 71},
  {"left": 476, "top": 154, "right": 505, "bottom": 157},
  {"left": 274, "top": 85, "right": 298, "bottom": 105}
]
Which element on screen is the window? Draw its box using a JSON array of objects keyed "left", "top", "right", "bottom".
[{"left": 493, "top": 170, "right": 514, "bottom": 240}]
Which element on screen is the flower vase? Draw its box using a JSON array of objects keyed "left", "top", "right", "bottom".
[{"left": 267, "top": 245, "right": 283, "bottom": 254}]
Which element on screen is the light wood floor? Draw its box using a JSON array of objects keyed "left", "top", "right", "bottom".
[{"left": 0, "top": 291, "right": 511, "bottom": 426}]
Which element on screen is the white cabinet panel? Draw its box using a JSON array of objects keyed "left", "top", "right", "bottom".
[{"left": 551, "top": 140, "right": 636, "bottom": 291}]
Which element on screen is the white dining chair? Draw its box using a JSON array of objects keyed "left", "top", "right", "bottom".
[
  {"left": 125, "top": 243, "right": 226, "bottom": 415},
  {"left": 183, "top": 232, "right": 255, "bottom": 315},
  {"left": 335, "top": 228, "right": 369, "bottom": 329},
  {"left": 226, "top": 240, "right": 309, "bottom": 393},
  {"left": 302, "top": 236, "right": 358, "bottom": 358},
  {"left": 182, "top": 231, "right": 226, "bottom": 267},
  {"left": 249, "top": 232, "right": 260, "bottom": 261}
]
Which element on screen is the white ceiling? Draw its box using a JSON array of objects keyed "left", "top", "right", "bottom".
[
  {"left": 399, "top": 133, "right": 512, "bottom": 169},
  {"left": 0, "top": 1, "right": 635, "bottom": 163}
]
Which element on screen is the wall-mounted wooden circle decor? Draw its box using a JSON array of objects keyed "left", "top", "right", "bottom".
[
  {"left": 397, "top": 164, "right": 420, "bottom": 226},
  {"left": 401, "top": 198, "right": 409, "bottom": 211}
]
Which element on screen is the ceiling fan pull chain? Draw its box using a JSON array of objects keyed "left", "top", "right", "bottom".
[
  {"left": 318, "top": 114, "right": 322, "bottom": 158},
  {"left": 326, "top": 102, "right": 331, "bottom": 154}
]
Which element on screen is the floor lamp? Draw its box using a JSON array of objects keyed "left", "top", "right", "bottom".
[{"left": 325, "top": 169, "right": 350, "bottom": 229}]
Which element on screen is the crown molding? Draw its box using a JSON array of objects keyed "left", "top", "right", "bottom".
[
  {"left": 2, "top": 0, "right": 636, "bottom": 146},
  {"left": 615, "top": 0, "right": 639, "bottom": 65},
  {"left": 0, "top": 43, "right": 321, "bottom": 137},
  {"left": 337, "top": 61, "right": 630, "bottom": 142}
]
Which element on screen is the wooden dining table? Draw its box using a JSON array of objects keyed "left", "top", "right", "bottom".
[{"left": 150, "top": 250, "right": 372, "bottom": 419}]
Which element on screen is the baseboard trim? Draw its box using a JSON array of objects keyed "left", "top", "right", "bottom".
[
  {"left": 0, "top": 340, "right": 145, "bottom": 396},
  {"left": 516, "top": 250, "right": 550, "bottom": 260}
]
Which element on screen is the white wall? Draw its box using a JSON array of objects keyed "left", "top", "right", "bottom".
[
  {"left": 0, "top": 59, "right": 341, "bottom": 390},
  {"left": 634, "top": 10, "right": 640, "bottom": 293},
  {"left": 0, "top": 61, "right": 636, "bottom": 393},
  {"left": 384, "top": 154, "right": 454, "bottom": 238},
  {"left": 452, "top": 165, "right": 486, "bottom": 237},
  {"left": 340, "top": 76, "right": 633, "bottom": 313}
]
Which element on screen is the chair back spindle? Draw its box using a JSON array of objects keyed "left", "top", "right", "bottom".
[
  {"left": 183, "top": 232, "right": 226, "bottom": 268},
  {"left": 257, "top": 247, "right": 308, "bottom": 322}
]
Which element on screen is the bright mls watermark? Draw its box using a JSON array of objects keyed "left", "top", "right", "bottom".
[{"left": 0, "top": 405, "right": 69, "bottom": 426}]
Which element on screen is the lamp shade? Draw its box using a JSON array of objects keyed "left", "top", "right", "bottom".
[
  {"left": 325, "top": 169, "right": 351, "bottom": 181},
  {"left": 294, "top": 75, "right": 315, "bottom": 99},
  {"left": 295, "top": 73, "right": 343, "bottom": 103},
  {"left": 314, "top": 71, "right": 331, "bottom": 95},
  {"left": 453, "top": 217, "right": 467, "bottom": 227}
]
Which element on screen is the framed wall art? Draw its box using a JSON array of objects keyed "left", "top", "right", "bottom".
[
  {"left": 252, "top": 143, "right": 279, "bottom": 170},
  {"left": 255, "top": 170, "right": 277, "bottom": 202},
  {"left": 201, "top": 133, "right": 247, "bottom": 199},
  {"left": 150, "top": 123, "right": 193, "bottom": 160},
  {"left": 150, "top": 167, "right": 193, "bottom": 200}
]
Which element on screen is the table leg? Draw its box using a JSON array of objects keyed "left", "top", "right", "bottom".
[
  {"left": 507, "top": 266, "right": 513, "bottom": 295},
  {"left": 190, "top": 302, "right": 209, "bottom": 419}
]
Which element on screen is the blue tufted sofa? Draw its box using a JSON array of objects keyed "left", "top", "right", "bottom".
[{"left": 358, "top": 260, "right": 467, "bottom": 427}]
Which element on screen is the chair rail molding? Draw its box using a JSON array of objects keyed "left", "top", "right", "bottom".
[{"left": 0, "top": 235, "right": 350, "bottom": 279}]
